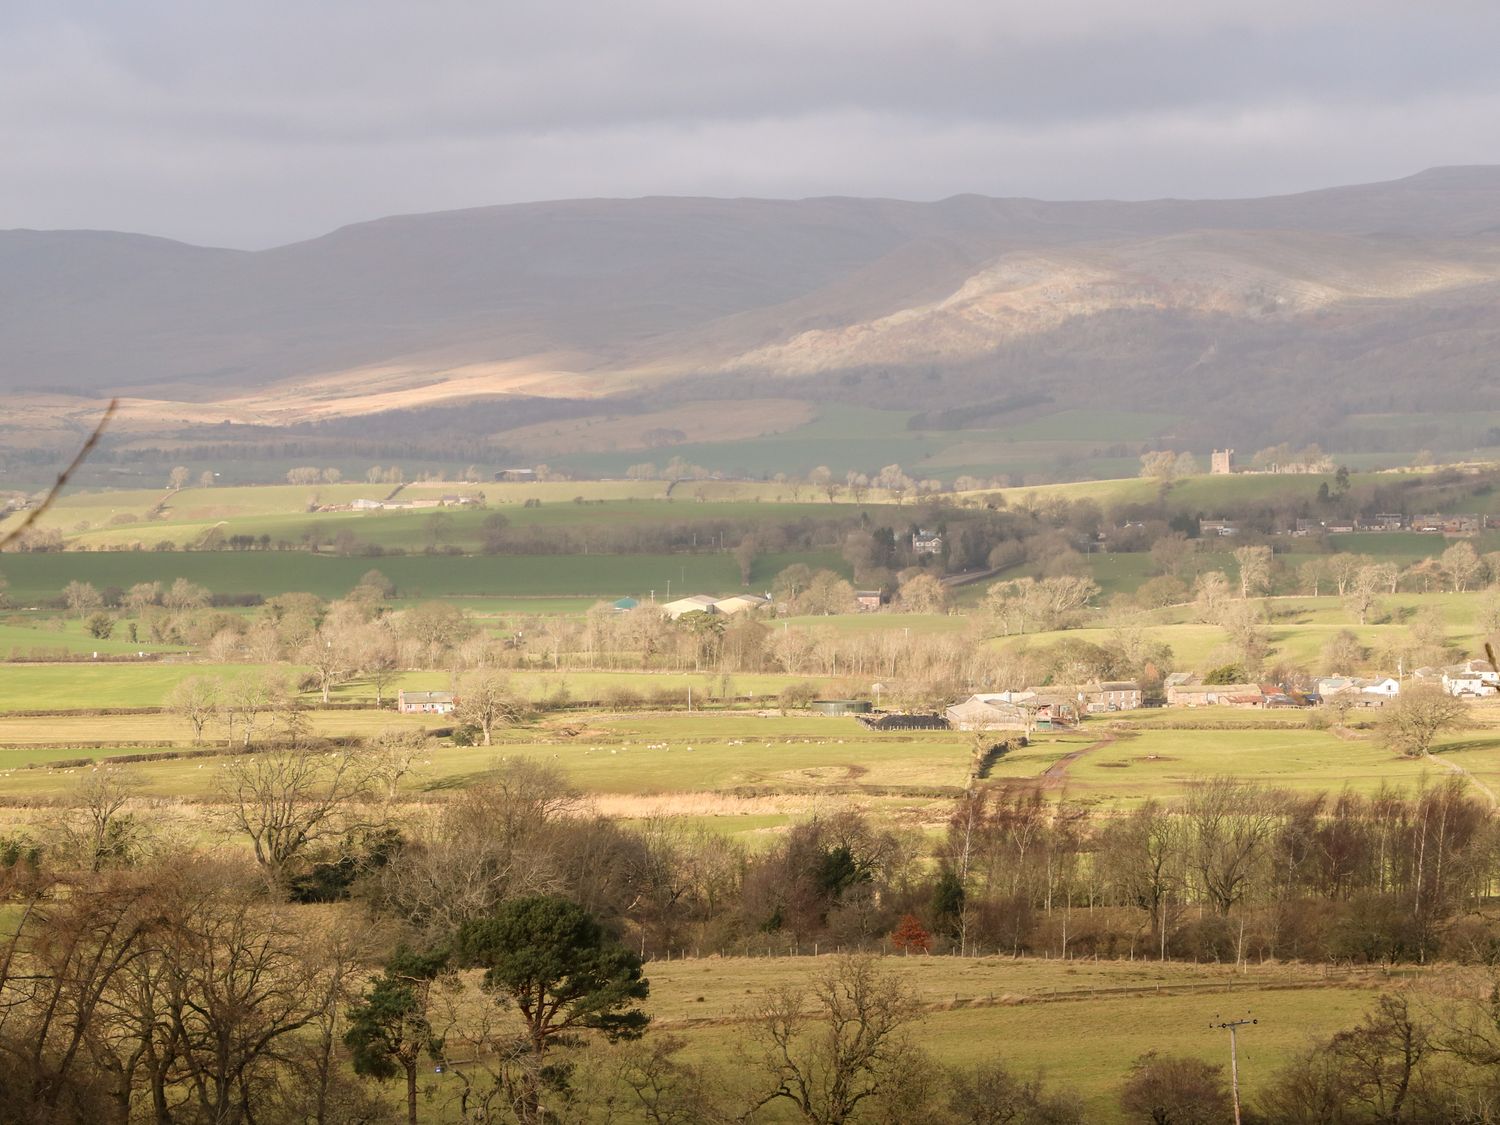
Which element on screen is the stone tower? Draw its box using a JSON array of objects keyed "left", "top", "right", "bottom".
[{"left": 1211, "top": 449, "right": 1234, "bottom": 475}]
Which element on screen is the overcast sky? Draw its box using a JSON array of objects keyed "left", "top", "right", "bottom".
[{"left": 4, "top": 0, "right": 1499, "bottom": 248}]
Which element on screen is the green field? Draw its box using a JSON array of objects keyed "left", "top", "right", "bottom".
[
  {"left": 0, "top": 620, "right": 179, "bottom": 656},
  {"left": 66, "top": 496, "right": 878, "bottom": 551},
  {"left": 0, "top": 550, "right": 846, "bottom": 603},
  {"left": 0, "top": 711, "right": 974, "bottom": 804},
  {"left": 0, "top": 662, "right": 276, "bottom": 712},
  {"left": 641, "top": 955, "right": 1397, "bottom": 1123}
]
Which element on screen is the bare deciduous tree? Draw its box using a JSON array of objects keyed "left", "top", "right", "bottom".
[
  {"left": 746, "top": 954, "right": 927, "bottom": 1125},
  {"left": 1184, "top": 778, "right": 1283, "bottom": 916},
  {"left": 217, "top": 745, "right": 378, "bottom": 887},
  {"left": 1379, "top": 686, "right": 1467, "bottom": 760},
  {"left": 165, "top": 674, "right": 221, "bottom": 743},
  {"left": 455, "top": 671, "right": 527, "bottom": 746}
]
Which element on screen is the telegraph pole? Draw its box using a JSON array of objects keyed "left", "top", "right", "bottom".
[{"left": 1210, "top": 1016, "right": 1257, "bottom": 1125}]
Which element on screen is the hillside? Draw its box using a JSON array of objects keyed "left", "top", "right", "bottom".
[{"left": 5, "top": 166, "right": 1500, "bottom": 461}]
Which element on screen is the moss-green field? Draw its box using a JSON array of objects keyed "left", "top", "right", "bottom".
[
  {"left": 645, "top": 955, "right": 1394, "bottom": 1122},
  {"left": 0, "top": 549, "right": 846, "bottom": 603}
]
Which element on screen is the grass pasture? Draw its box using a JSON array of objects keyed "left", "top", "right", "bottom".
[
  {"left": 646, "top": 955, "right": 1396, "bottom": 1122},
  {"left": 0, "top": 620, "right": 179, "bottom": 657},
  {"left": 0, "top": 712, "right": 974, "bottom": 804},
  {"left": 0, "top": 549, "right": 848, "bottom": 603}
]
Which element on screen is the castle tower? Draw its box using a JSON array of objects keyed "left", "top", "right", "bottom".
[{"left": 1211, "top": 449, "right": 1234, "bottom": 475}]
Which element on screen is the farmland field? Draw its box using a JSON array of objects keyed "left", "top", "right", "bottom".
[
  {"left": 649, "top": 955, "right": 1398, "bottom": 1123},
  {"left": 0, "top": 549, "right": 848, "bottom": 602}
]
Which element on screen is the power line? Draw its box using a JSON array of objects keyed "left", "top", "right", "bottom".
[{"left": 1210, "top": 1014, "right": 1257, "bottom": 1125}]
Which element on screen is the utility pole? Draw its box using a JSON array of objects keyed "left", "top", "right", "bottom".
[{"left": 1210, "top": 1016, "right": 1257, "bottom": 1125}]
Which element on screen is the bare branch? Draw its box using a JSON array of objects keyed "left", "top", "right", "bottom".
[{"left": 0, "top": 399, "right": 118, "bottom": 551}]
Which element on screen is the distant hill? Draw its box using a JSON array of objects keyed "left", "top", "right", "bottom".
[{"left": 4, "top": 166, "right": 1500, "bottom": 459}]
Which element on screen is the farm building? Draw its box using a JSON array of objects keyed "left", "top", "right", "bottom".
[
  {"left": 855, "top": 589, "right": 883, "bottom": 610},
  {"left": 945, "top": 695, "right": 1031, "bottom": 732},
  {"left": 714, "top": 593, "right": 770, "bottom": 615},
  {"left": 397, "top": 690, "right": 456, "bottom": 714},
  {"left": 1165, "top": 683, "right": 1264, "bottom": 707},
  {"left": 858, "top": 713, "right": 949, "bottom": 731},
  {"left": 1023, "top": 694, "right": 1080, "bottom": 728},
  {"left": 661, "top": 594, "right": 721, "bottom": 619},
  {"left": 1047, "top": 681, "right": 1144, "bottom": 712}
]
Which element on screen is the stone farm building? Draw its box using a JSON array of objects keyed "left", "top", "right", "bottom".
[
  {"left": 1047, "top": 681, "right": 1144, "bottom": 712},
  {"left": 1165, "top": 683, "right": 1265, "bottom": 708}
]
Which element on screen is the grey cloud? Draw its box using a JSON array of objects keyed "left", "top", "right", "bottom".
[{"left": 2, "top": 0, "right": 1498, "bottom": 246}]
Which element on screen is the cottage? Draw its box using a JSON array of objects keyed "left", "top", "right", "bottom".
[
  {"left": 1045, "top": 682, "right": 1143, "bottom": 712},
  {"left": 1361, "top": 677, "right": 1401, "bottom": 702},
  {"left": 855, "top": 589, "right": 884, "bottom": 611},
  {"left": 1317, "top": 676, "right": 1362, "bottom": 698},
  {"left": 1443, "top": 660, "right": 1499, "bottom": 696},
  {"left": 1444, "top": 671, "right": 1497, "bottom": 697},
  {"left": 1091, "top": 681, "right": 1143, "bottom": 710},
  {"left": 397, "top": 690, "right": 455, "bottom": 715},
  {"left": 911, "top": 530, "right": 944, "bottom": 556}
]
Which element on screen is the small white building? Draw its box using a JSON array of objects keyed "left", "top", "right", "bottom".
[
  {"left": 1361, "top": 677, "right": 1401, "bottom": 701},
  {"left": 1443, "top": 672, "right": 1496, "bottom": 697},
  {"left": 912, "top": 530, "right": 944, "bottom": 555},
  {"left": 397, "top": 690, "right": 455, "bottom": 714},
  {"left": 1443, "top": 661, "right": 1500, "bottom": 697}
]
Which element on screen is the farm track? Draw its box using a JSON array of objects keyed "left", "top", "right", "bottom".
[
  {"left": 1039, "top": 730, "right": 1128, "bottom": 788},
  {"left": 1425, "top": 748, "right": 1499, "bottom": 807}
]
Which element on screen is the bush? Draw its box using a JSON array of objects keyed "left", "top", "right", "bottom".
[
  {"left": 1119, "top": 1052, "right": 1232, "bottom": 1125},
  {"left": 602, "top": 684, "right": 644, "bottom": 710},
  {"left": 778, "top": 682, "right": 819, "bottom": 714}
]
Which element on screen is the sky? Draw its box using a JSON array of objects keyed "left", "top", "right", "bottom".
[{"left": 4, "top": 0, "right": 1499, "bottom": 249}]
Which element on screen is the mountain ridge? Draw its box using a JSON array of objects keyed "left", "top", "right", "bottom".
[{"left": 4, "top": 166, "right": 1500, "bottom": 456}]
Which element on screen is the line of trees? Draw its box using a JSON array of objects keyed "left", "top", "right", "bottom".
[{"left": 14, "top": 747, "right": 1500, "bottom": 1120}]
